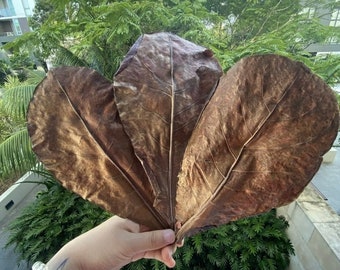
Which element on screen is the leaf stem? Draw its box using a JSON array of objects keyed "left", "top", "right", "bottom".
[{"left": 169, "top": 35, "right": 175, "bottom": 228}]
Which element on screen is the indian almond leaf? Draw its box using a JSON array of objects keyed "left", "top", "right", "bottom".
[
  {"left": 27, "top": 66, "right": 167, "bottom": 229},
  {"left": 114, "top": 33, "right": 222, "bottom": 228},
  {"left": 175, "top": 54, "right": 339, "bottom": 239},
  {"left": 27, "top": 35, "right": 339, "bottom": 241}
]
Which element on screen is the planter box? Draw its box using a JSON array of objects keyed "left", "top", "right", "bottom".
[
  {"left": 277, "top": 185, "right": 340, "bottom": 270},
  {"left": 323, "top": 147, "right": 337, "bottom": 163},
  {"left": 0, "top": 172, "right": 42, "bottom": 223}
]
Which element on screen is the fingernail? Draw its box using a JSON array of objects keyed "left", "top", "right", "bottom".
[{"left": 163, "top": 230, "right": 175, "bottom": 244}]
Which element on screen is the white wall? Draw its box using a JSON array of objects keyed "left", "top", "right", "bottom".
[
  {"left": 277, "top": 185, "right": 340, "bottom": 270},
  {"left": 12, "top": 0, "right": 35, "bottom": 17}
]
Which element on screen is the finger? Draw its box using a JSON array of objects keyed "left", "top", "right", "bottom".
[
  {"left": 161, "top": 246, "right": 176, "bottom": 268},
  {"left": 129, "top": 229, "right": 175, "bottom": 253},
  {"left": 120, "top": 218, "right": 141, "bottom": 233},
  {"left": 143, "top": 246, "right": 176, "bottom": 268}
]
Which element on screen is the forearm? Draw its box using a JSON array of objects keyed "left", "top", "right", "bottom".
[
  {"left": 46, "top": 243, "right": 81, "bottom": 270},
  {"left": 46, "top": 258, "right": 71, "bottom": 270}
]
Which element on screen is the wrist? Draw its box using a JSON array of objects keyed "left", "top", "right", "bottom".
[{"left": 46, "top": 242, "right": 82, "bottom": 270}]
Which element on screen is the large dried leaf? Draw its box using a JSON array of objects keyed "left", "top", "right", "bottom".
[
  {"left": 27, "top": 67, "right": 167, "bottom": 229},
  {"left": 176, "top": 55, "right": 339, "bottom": 239},
  {"left": 114, "top": 33, "right": 222, "bottom": 227},
  {"left": 27, "top": 34, "right": 339, "bottom": 241}
]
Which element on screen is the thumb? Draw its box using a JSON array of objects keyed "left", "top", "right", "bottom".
[{"left": 130, "top": 229, "right": 175, "bottom": 253}]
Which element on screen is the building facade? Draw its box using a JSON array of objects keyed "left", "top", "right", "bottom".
[
  {"left": 0, "top": 0, "right": 35, "bottom": 46},
  {"left": 303, "top": 0, "right": 340, "bottom": 54}
]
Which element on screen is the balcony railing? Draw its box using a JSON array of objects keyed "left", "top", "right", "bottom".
[{"left": 0, "top": 31, "right": 14, "bottom": 36}]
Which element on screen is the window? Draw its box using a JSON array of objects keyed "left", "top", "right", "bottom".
[
  {"left": 21, "top": 0, "right": 32, "bottom": 16},
  {"left": 0, "top": 0, "right": 8, "bottom": 9},
  {"left": 300, "top": 7, "right": 316, "bottom": 19},
  {"left": 330, "top": 9, "right": 340, "bottom": 27},
  {"left": 13, "top": 18, "right": 22, "bottom": 35}
]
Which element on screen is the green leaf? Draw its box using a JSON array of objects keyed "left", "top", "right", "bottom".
[
  {"left": 2, "top": 84, "right": 36, "bottom": 120},
  {"left": 192, "top": 233, "right": 203, "bottom": 253},
  {"left": 183, "top": 246, "right": 195, "bottom": 264},
  {"left": 0, "top": 128, "right": 37, "bottom": 179}
]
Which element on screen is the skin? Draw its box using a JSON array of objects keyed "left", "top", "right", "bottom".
[{"left": 46, "top": 216, "right": 181, "bottom": 270}]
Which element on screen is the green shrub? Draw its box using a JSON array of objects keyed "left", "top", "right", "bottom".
[
  {"left": 7, "top": 175, "right": 294, "bottom": 269},
  {"left": 124, "top": 209, "right": 294, "bottom": 270},
  {"left": 6, "top": 178, "right": 110, "bottom": 264}
]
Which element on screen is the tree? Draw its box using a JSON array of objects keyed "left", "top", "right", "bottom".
[
  {"left": 6, "top": 0, "right": 340, "bottom": 79},
  {"left": 204, "top": 0, "right": 300, "bottom": 47},
  {"left": 6, "top": 0, "right": 219, "bottom": 78},
  {"left": 29, "top": 0, "right": 57, "bottom": 30}
]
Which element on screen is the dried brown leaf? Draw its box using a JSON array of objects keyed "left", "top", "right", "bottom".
[
  {"left": 27, "top": 67, "right": 166, "bottom": 229},
  {"left": 114, "top": 33, "right": 222, "bottom": 227},
  {"left": 176, "top": 55, "right": 339, "bottom": 239},
  {"left": 27, "top": 35, "right": 339, "bottom": 241}
]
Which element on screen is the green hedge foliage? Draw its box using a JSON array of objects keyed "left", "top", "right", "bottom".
[{"left": 7, "top": 178, "right": 294, "bottom": 269}]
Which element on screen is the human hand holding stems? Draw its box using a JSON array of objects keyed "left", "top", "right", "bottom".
[{"left": 37, "top": 216, "right": 181, "bottom": 270}]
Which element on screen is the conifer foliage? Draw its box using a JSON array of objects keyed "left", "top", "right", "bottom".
[
  {"left": 124, "top": 209, "right": 294, "bottom": 270},
  {"left": 6, "top": 174, "right": 110, "bottom": 264},
  {"left": 7, "top": 180, "right": 294, "bottom": 270}
]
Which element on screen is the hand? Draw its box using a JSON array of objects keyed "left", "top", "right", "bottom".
[{"left": 46, "top": 216, "right": 179, "bottom": 270}]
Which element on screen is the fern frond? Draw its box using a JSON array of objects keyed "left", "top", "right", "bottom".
[
  {"left": 24, "top": 69, "right": 46, "bottom": 85},
  {"left": 126, "top": 259, "right": 146, "bottom": 270},
  {"left": 150, "top": 260, "right": 167, "bottom": 270},
  {"left": 192, "top": 233, "right": 203, "bottom": 254},
  {"left": 0, "top": 128, "right": 37, "bottom": 179},
  {"left": 2, "top": 84, "right": 36, "bottom": 120},
  {"left": 252, "top": 220, "right": 264, "bottom": 234},
  {"left": 53, "top": 45, "right": 89, "bottom": 68},
  {"left": 207, "top": 249, "right": 222, "bottom": 267},
  {"left": 183, "top": 246, "right": 194, "bottom": 265},
  {"left": 3, "top": 75, "right": 24, "bottom": 89}
]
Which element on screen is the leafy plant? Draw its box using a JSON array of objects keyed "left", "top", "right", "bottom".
[
  {"left": 0, "top": 59, "right": 12, "bottom": 85},
  {"left": 336, "top": 92, "right": 340, "bottom": 109},
  {"left": 124, "top": 210, "right": 294, "bottom": 270},
  {"left": 7, "top": 183, "right": 293, "bottom": 270},
  {"left": 9, "top": 52, "right": 34, "bottom": 71},
  {"left": 0, "top": 72, "right": 44, "bottom": 181},
  {"left": 6, "top": 171, "right": 110, "bottom": 264}
]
